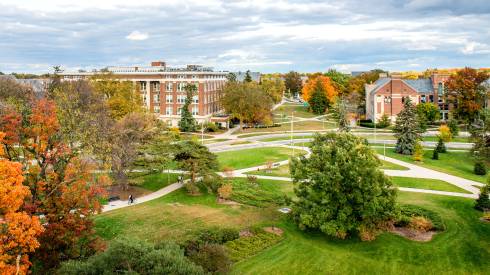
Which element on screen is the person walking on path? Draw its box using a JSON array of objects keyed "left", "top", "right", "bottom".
[{"left": 128, "top": 194, "right": 134, "bottom": 205}]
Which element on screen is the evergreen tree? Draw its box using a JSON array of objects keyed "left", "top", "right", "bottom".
[
  {"left": 308, "top": 80, "right": 329, "bottom": 114},
  {"left": 290, "top": 133, "right": 397, "bottom": 241},
  {"left": 435, "top": 138, "right": 447, "bottom": 153},
  {"left": 226, "top": 72, "right": 237, "bottom": 82},
  {"left": 412, "top": 142, "right": 424, "bottom": 162},
  {"left": 244, "top": 70, "right": 252, "bottom": 82},
  {"left": 432, "top": 148, "right": 439, "bottom": 160},
  {"left": 475, "top": 180, "right": 490, "bottom": 211},
  {"left": 394, "top": 98, "right": 421, "bottom": 155},
  {"left": 179, "top": 84, "right": 198, "bottom": 132}
]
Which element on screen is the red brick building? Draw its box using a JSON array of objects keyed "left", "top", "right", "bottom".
[
  {"left": 61, "top": 61, "right": 228, "bottom": 127},
  {"left": 365, "top": 73, "right": 451, "bottom": 122}
]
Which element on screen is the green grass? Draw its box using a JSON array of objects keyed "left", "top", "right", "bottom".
[
  {"left": 247, "top": 165, "right": 291, "bottom": 177},
  {"left": 129, "top": 172, "right": 180, "bottom": 191},
  {"left": 422, "top": 136, "right": 471, "bottom": 143},
  {"left": 228, "top": 178, "right": 293, "bottom": 207},
  {"left": 273, "top": 104, "right": 317, "bottom": 118},
  {"left": 229, "top": 140, "right": 252, "bottom": 146},
  {"left": 232, "top": 192, "right": 490, "bottom": 274},
  {"left": 238, "top": 121, "right": 334, "bottom": 134},
  {"left": 260, "top": 135, "right": 312, "bottom": 142},
  {"left": 217, "top": 147, "right": 305, "bottom": 170},
  {"left": 391, "top": 177, "right": 472, "bottom": 194},
  {"left": 374, "top": 148, "right": 487, "bottom": 183},
  {"left": 380, "top": 160, "right": 409, "bottom": 170},
  {"left": 236, "top": 133, "right": 271, "bottom": 138}
]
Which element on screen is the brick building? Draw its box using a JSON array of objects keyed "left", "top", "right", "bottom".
[
  {"left": 365, "top": 73, "right": 451, "bottom": 122},
  {"left": 61, "top": 61, "right": 228, "bottom": 127}
]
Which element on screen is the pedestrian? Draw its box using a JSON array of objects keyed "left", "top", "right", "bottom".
[{"left": 128, "top": 194, "right": 134, "bottom": 204}]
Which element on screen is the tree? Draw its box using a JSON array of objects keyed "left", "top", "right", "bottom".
[
  {"left": 0, "top": 99, "right": 109, "bottom": 270},
  {"left": 416, "top": 102, "right": 440, "bottom": 123},
  {"left": 221, "top": 82, "right": 273, "bottom": 129},
  {"left": 261, "top": 78, "right": 285, "bottom": 104},
  {"left": 226, "top": 72, "right": 237, "bottom": 82},
  {"left": 475, "top": 180, "right": 490, "bottom": 211},
  {"left": 244, "top": 70, "right": 253, "bottom": 82},
  {"left": 448, "top": 119, "right": 459, "bottom": 137},
  {"left": 438, "top": 124, "right": 452, "bottom": 142},
  {"left": 302, "top": 75, "right": 337, "bottom": 109},
  {"left": 174, "top": 141, "right": 218, "bottom": 191},
  {"left": 432, "top": 148, "right": 439, "bottom": 160},
  {"left": 284, "top": 71, "right": 302, "bottom": 97},
  {"left": 179, "top": 84, "right": 198, "bottom": 132},
  {"left": 332, "top": 99, "right": 350, "bottom": 132},
  {"left": 308, "top": 81, "right": 329, "bottom": 114},
  {"left": 435, "top": 138, "right": 447, "bottom": 153},
  {"left": 0, "top": 133, "right": 43, "bottom": 275},
  {"left": 394, "top": 98, "right": 421, "bottom": 155},
  {"left": 217, "top": 183, "right": 233, "bottom": 200},
  {"left": 412, "top": 142, "right": 424, "bottom": 162},
  {"left": 90, "top": 74, "right": 143, "bottom": 120},
  {"left": 289, "top": 133, "right": 397, "bottom": 240},
  {"left": 58, "top": 238, "right": 205, "bottom": 275},
  {"left": 445, "top": 68, "right": 489, "bottom": 122},
  {"left": 324, "top": 69, "right": 350, "bottom": 95},
  {"left": 474, "top": 160, "right": 487, "bottom": 176},
  {"left": 346, "top": 69, "right": 385, "bottom": 113}
]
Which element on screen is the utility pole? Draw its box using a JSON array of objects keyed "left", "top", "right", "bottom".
[
  {"left": 201, "top": 122, "right": 205, "bottom": 145},
  {"left": 291, "top": 111, "right": 295, "bottom": 156}
]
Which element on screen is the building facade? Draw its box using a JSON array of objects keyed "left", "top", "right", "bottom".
[
  {"left": 365, "top": 73, "right": 451, "bottom": 122},
  {"left": 61, "top": 61, "right": 228, "bottom": 127}
]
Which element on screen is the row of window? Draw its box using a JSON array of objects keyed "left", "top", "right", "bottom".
[
  {"left": 153, "top": 106, "right": 199, "bottom": 116},
  {"left": 140, "top": 82, "right": 200, "bottom": 92}
]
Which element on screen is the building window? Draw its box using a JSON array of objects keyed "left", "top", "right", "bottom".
[
  {"left": 166, "top": 82, "right": 173, "bottom": 92},
  {"left": 384, "top": 96, "right": 391, "bottom": 103},
  {"left": 153, "top": 94, "right": 160, "bottom": 103},
  {"left": 152, "top": 82, "right": 160, "bottom": 91},
  {"left": 177, "top": 108, "right": 182, "bottom": 115},
  {"left": 192, "top": 95, "right": 199, "bottom": 104},
  {"left": 429, "top": 95, "right": 434, "bottom": 102},
  {"left": 178, "top": 82, "right": 186, "bottom": 92},
  {"left": 192, "top": 106, "right": 198, "bottom": 116},
  {"left": 154, "top": 106, "right": 160, "bottom": 114},
  {"left": 140, "top": 82, "right": 147, "bottom": 91},
  {"left": 177, "top": 95, "right": 186, "bottom": 103},
  {"left": 166, "top": 95, "right": 173, "bottom": 103},
  {"left": 166, "top": 107, "right": 173, "bottom": 115},
  {"left": 438, "top": 82, "right": 444, "bottom": 96},
  {"left": 421, "top": 95, "right": 426, "bottom": 103}
]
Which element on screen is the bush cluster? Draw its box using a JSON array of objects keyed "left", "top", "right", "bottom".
[
  {"left": 242, "top": 123, "right": 280, "bottom": 129},
  {"left": 396, "top": 204, "right": 445, "bottom": 231},
  {"left": 225, "top": 230, "right": 283, "bottom": 262},
  {"left": 474, "top": 160, "right": 487, "bottom": 176}
]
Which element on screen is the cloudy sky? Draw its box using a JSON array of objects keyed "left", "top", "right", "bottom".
[{"left": 1, "top": 0, "right": 489, "bottom": 73}]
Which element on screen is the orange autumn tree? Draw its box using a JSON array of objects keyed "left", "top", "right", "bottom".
[
  {"left": 0, "top": 132, "right": 44, "bottom": 275},
  {"left": 302, "top": 75, "right": 338, "bottom": 114},
  {"left": 0, "top": 99, "right": 109, "bottom": 271}
]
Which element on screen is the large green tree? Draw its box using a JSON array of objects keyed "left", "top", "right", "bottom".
[
  {"left": 284, "top": 71, "right": 303, "bottom": 97},
  {"left": 324, "top": 69, "right": 350, "bottom": 95},
  {"left": 221, "top": 82, "right": 273, "bottom": 129},
  {"left": 416, "top": 102, "right": 440, "bottom": 123},
  {"left": 308, "top": 79, "right": 329, "bottom": 114},
  {"left": 394, "top": 98, "right": 421, "bottom": 155},
  {"left": 446, "top": 67, "right": 489, "bottom": 122},
  {"left": 289, "top": 133, "right": 397, "bottom": 240},
  {"left": 260, "top": 78, "right": 285, "bottom": 104},
  {"left": 333, "top": 99, "right": 350, "bottom": 132},
  {"left": 179, "top": 84, "right": 198, "bottom": 132},
  {"left": 173, "top": 141, "right": 218, "bottom": 189}
]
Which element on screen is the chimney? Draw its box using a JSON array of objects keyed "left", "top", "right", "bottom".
[{"left": 151, "top": 61, "right": 166, "bottom": 67}]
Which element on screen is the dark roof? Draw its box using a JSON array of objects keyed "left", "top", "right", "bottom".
[{"left": 402, "top": 79, "right": 433, "bottom": 94}]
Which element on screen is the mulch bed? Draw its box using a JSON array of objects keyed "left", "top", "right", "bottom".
[
  {"left": 263, "top": 226, "right": 284, "bottom": 236},
  {"left": 390, "top": 227, "right": 437, "bottom": 242}
]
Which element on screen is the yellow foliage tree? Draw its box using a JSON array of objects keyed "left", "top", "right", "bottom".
[
  {"left": 301, "top": 75, "right": 337, "bottom": 105},
  {"left": 438, "top": 125, "right": 452, "bottom": 142}
]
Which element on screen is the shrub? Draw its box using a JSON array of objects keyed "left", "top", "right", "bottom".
[
  {"left": 397, "top": 204, "right": 445, "bottom": 231},
  {"left": 408, "top": 216, "right": 433, "bottom": 232},
  {"left": 185, "top": 183, "right": 200, "bottom": 194},
  {"left": 438, "top": 125, "right": 452, "bottom": 142},
  {"left": 412, "top": 142, "right": 424, "bottom": 162},
  {"left": 435, "top": 138, "right": 446, "bottom": 153},
  {"left": 432, "top": 149, "right": 439, "bottom": 160},
  {"left": 448, "top": 119, "right": 459, "bottom": 137},
  {"left": 186, "top": 228, "right": 240, "bottom": 248},
  {"left": 218, "top": 183, "right": 233, "bottom": 200},
  {"left": 475, "top": 181, "right": 490, "bottom": 211},
  {"left": 58, "top": 238, "right": 204, "bottom": 275},
  {"left": 358, "top": 225, "right": 378, "bottom": 241},
  {"left": 377, "top": 114, "right": 391, "bottom": 128},
  {"left": 225, "top": 231, "right": 283, "bottom": 262},
  {"left": 187, "top": 244, "right": 231, "bottom": 274},
  {"left": 204, "top": 122, "right": 219, "bottom": 133},
  {"left": 474, "top": 160, "right": 487, "bottom": 176},
  {"left": 200, "top": 174, "right": 223, "bottom": 194}
]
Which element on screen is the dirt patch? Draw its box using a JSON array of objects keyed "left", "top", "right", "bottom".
[
  {"left": 106, "top": 185, "right": 152, "bottom": 200},
  {"left": 390, "top": 227, "right": 437, "bottom": 242},
  {"left": 263, "top": 226, "right": 284, "bottom": 236},
  {"left": 239, "top": 229, "right": 253, "bottom": 237}
]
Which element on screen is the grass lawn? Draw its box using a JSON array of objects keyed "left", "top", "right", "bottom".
[
  {"left": 380, "top": 160, "right": 409, "bottom": 170},
  {"left": 260, "top": 135, "right": 313, "bottom": 142},
  {"left": 238, "top": 121, "right": 334, "bottom": 134},
  {"left": 232, "top": 192, "right": 490, "bottom": 274},
  {"left": 422, "top": 136, "right": 471, "bottom": 143},
  {"left": 374, "top": 148, "right": 487, "bottom": 183},
  {"left": 129, "top": 172, "right": 181, "bottom": 191},
  {"left": 391, "top": 177, "right": 472, "bottom": 194},
  {"left": 273, "top": 104, "right": 317, "bottom": 118},
  {"left": 217, "top": 147, "right": 305, "bottom": 170},
  {"left": 247, "top": 164, "right": 291, "bottom": 177}
]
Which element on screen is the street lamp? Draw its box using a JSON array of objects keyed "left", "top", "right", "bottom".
[{"left": 291, "top": 111, "right": 295, "bottom": 156}]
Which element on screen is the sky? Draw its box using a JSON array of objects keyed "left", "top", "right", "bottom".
[{"left": 0, "top": 0, "right": 489, "bottom": 74}]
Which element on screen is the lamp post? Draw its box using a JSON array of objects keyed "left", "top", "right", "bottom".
[
  {"left": 291, "top": 111, "right": 295, "bottom": 156},
  {"left": 201, "top": 122, "right": 205, "bottom": 145}
]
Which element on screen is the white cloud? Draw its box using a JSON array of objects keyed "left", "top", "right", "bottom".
[{"left": 125, "top": 31, "right": 149, "bottom": 41}]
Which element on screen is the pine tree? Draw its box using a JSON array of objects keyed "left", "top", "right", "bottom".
[
  {"left": 394, "top": 98, "right": 421, "bottom": 155},
  {"left": 179, "top": 84, "right": 198, "bottom": 132},
  {"left": 432, "top": 148, "right": 439, "bottom": 160},
  {"left": 435, "top": 138, "right": 447, "bottom": 153},
  {"left": 333, "top": 99, "right": 350, "bottom": 132},
  {"left": 475, "top": 180, "right": 490, "bottom": 211},
  {"left": 412, "top": 142, "right": 424, "bottom": 162}
]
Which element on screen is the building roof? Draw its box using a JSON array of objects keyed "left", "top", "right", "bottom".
[{"left": 402, "top": 79, "right": 434, "bottom": 94}]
